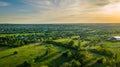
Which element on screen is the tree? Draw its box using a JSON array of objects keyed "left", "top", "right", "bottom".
[
  {"left": 60, "top": 62, "right": 71, "bottom": 67},
  {"left": 69, "top": 40, "right": 74, "bottom": 48},
  {"left": 70, "top": 59, "right": 81, "bottom": 67},
  {"left": 97, "top": 58, "right": 103, "bottom": 63},
  {"left": 18, "top": 61, "right": 31, "bottom": 67},
  {"left": 62, "top": 50, "right": 72, "bottom": 58},
  {"left": 78, "top": 37, "right": 81, "bottom": 50},
  {"left": 45, "top": 48, "right": 51, "bottom": 55},
  {"left": 13, "top": 51, "right": 18, "bottom": 54},
  {"left": 60, "top": 59, "right": 81, "bottom": 67}
]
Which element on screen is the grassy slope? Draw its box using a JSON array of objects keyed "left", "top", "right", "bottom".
[
  {"left": 0, "top": 43, "right": 68, "bottom": 67},
  {"left": 0, "top": 43, "right": 47, "bottom": 67},
  {"left": 103, "top": 41, "right": 120, "bottom": 47},
  {"left": 1, "top": 37, "right": 120, "bottom": 67}
]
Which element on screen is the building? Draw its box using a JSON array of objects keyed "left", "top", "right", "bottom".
[{"left": 111, "top": 36, "right": 120, "bottom": 41}]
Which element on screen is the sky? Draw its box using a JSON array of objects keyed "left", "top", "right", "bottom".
[{"left": 0, "top": 0, "right": 120, "bottom": 24}]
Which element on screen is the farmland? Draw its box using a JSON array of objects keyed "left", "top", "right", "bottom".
[{"left": 0, "top": 24, "right": 120, "bottom": 67}]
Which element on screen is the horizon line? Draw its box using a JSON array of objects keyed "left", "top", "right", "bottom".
[{"left": 0, "top": 23, "right": 120, "bottom": 24}]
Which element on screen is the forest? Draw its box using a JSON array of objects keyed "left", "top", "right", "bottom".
[{"left": 0, "top": 24, "right": 120, "bottom": 67}]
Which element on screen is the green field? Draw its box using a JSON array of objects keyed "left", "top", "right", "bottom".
[
  {"left": 0, "top": 24, "right": 120, "bottom": 67},
  {"left": 0, "top": 43, "right": 68, "bottom": 67}
]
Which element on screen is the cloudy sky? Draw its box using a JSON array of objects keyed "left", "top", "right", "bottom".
[{"left": 0, "top": 0, "right": 120, "bottom": 24}]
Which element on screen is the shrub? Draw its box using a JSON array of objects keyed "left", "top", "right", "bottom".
[
  {"left": 13, "top": 51, "right": 18, "bottom": 54},
  {"left": 90, "top": 48, "right": 115, "bottom": 58},
  {"left": 17, "top": 61, "right": 31, "bottom": 67},
  {"left": 60, "top": 59, "right": 81, "bottom": 67},
  {"left": 45, "top": 48, "right": 51, "bottom": 55},
  {"left": 70, "top": 59, "right": 81, "bottom": 67},
  {"left": 60, "top": 62, "right": 71, "bottom": 67},
  {"left": 22, "top": 61, "right": 31, "bottom": 67},
  {"left": 97, "top": 58, "right": 103, "bottom": 63},
  {"left": 62, "top": 50, "right": 72, "bottom": 58}
]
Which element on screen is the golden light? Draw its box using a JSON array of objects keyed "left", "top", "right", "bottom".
[{"left": 102, "top": 2, "right": 120, "bottom": 15}]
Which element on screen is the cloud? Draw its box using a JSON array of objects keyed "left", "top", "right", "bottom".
[
  {"left": 23, "top": 0, "right": 108, "bottom": 18},
  {"left": 23, "top": 0, "right": 120, "bottom": 15},
  {"left": 0, "top": 1, "right": 10, "bottom": 7},
  {"left": 1, "top": 0, "right": 120, "bottom": 23},
  {"left": 24, "top": 0, "right": 113, "bottom": 9}
]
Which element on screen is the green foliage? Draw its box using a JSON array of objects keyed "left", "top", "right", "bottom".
[
  {"left": 13, "top": 51, "right": 18, "bottom": 54},
  {"left": 97, "top": 58, "right": 104, "bottom": 63},
  {"left": 91, "top": 48, "right": 115, "bottom": 58},
  {"left": 18, "top": 61, "right": 31, "bottom": 67},
  {"left": 62, "top": 50, "right": 73, "bottom": 58},
  {"left": 0, "top": 35, "right": 40, "bottom": 47},
  {"left": 1, "top": 24, "right": 120, "bottom": 67},
  {"left": 60, "top": 59, "right": 81, "bottom": 67},
  {"left": 68, "top": 40, "right": 74, "bottom": 47},
  {"left": 45, "top": 48, "right": 52, "bottom": 55}
]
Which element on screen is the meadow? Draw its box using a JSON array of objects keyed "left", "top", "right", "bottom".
[{"left": 0, "top": 24, "right": 120, "bottom": 67}]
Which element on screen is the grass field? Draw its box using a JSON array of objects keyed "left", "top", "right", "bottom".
[
  {"left": 103, "top": 41, "right": 120, "bottom": 48},
  {"left": 1, "top": 24, "right": 120, "bottom": 67},
  {"left": 1, "top": 35, "right": 120, "bottom": 67},
  {"left": 0, "top": 43, "right": 68, "bottom": 67}
]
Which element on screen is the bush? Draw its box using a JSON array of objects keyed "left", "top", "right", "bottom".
[
  {"left": 60, "top": 59, "right": 81, "bottom": 67},
  {"left": 60, "top": 62, "right": 71, "bottom": 67},
  {"left": 70, "top": 59, "right": 81, "bottom": 67},
  {"left": 13, "top": 51, "right": 18, "bottom": 54},
  {"left": 90, "top": 48, "right": 115, "bottom": 58},
  {"left": 68, "top": 40, "right": 74, "bottom": 47},
  {"left": 17, "top": 61, "right": 31, "bottom": 67},
  {"left": 97, "top": 58, "right": 103, "bottom": 63},
  {"left": 23, "top": 61, "right": 31, "bottom": 67},
  {"left": 45, "top": 48, "right": 51, "bottom": 55},
  {"left": 40, "top": 65, "right": 48, "bottom": 67},
  {"left": 62, "top": 50, "right": 72, "bottom": 58}
]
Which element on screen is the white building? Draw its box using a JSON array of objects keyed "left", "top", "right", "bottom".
[{"left": 112, "top": 36, "right": 120, "bottom": 41}]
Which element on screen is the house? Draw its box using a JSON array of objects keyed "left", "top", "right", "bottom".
[{"left": 111, "top": 36, "right": 120, "bottom": 41}]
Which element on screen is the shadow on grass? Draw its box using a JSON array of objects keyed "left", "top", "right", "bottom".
[
  {"left": 0, "top": 46, "right": 12, "bottom": 51},
  {"left": 35, "top": 51, "right": 62, "bottom": 62},
  {"left": 35, "top": 50, "right": 70, "bottom": 67},
  {"left": 83, "top": 57, "right": 97, "bottom": 67},
  {"left": 0, "top": 53, "right": 16, "bottom": 59},
  {"left": 48, "top": 55, "right": 70, "bottom": 67}
]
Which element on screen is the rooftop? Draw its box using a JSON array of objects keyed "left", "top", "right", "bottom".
[{"left": 113, "top": 36, "right": 120, "bottom": 39}]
